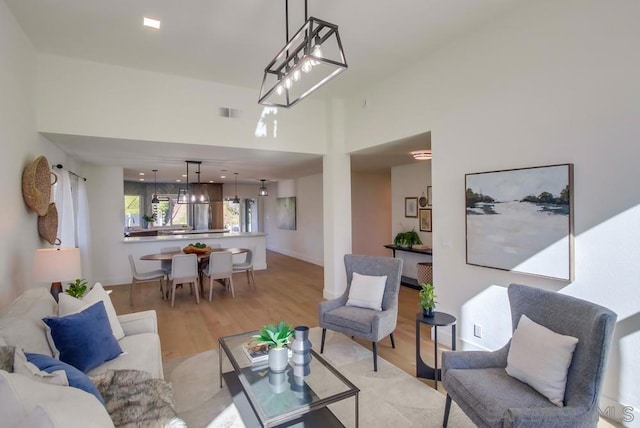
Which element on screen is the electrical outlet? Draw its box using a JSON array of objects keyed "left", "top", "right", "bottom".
[{"left": 474, "top": 324, "right": 483, "bottom": 338}]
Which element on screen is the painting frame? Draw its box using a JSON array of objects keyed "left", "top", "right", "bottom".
[
  {"left": 276, "top": 196, "right": 296, "bottom": 230},
  {"left": 405, "top": 197, "right": 418, "bottom": 218},
  {"left": 465, "top": 163, "right": 574, "bottom": 281},
  {"left": 419, "top": 208, "right": 432, "bottom": 232}
]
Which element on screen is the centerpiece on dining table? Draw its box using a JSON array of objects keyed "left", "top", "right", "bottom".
[{"left": 182, "top": 242, "right": 213, "bottom": 254}]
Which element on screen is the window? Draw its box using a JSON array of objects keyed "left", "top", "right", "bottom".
[
  {"left": 124, "top": 195, "right": 141, "bottom": 228},
  {"left": 155, "top": 195, "right": 188, "bottom": 226}
]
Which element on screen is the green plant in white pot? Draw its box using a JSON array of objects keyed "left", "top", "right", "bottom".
[
  {"left": 66, "top": 278, "right": 88, "bottom": 298},
  {"left": 419, "top": 283, "right": 437, "bottom": 318},
  {"left": 253, "top": 321, "right": 294, "bottom": 372}
]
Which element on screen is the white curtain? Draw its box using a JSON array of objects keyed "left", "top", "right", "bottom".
[
  {"left": 76, "top": 179, "right": 93, "bottom": 284},
  {"left": 53, "top": 170, "right": 76, "bottom": 247}
]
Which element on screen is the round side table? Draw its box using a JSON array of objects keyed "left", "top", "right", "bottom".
[{"left": 415, "top": 311, "right": 457, "bottom": 390}]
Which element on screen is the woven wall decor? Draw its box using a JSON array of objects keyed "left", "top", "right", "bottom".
[
  {"left": 22, "top": 156, "right": 57, "bottom": 216},
  {"left": 37, "top": 203, "right": 60, "bottom": 245}
]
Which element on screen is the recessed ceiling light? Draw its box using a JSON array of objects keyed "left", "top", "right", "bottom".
[
  {"left": 209, "top": 180, "right": 214, "bottom": 183},
  {"left": 176, "top": 179, "right": 181, "bottom": 182},
  {"left": 220, "top": 175, "right": 226, "bottom": 179},
  {"left": 139, "top": 178, "right": 145, "bottom": 181},
  {"left": 139, "top": 172, "right": 144, "bottom": 175},
  {"left": 182, "top": 174, "right": 187, "bottom": 178},
  {"left": 143, "top": 17, "right": 161, "bottom": 29}
]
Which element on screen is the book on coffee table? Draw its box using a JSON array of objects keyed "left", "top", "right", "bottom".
[{"left": 243, "top": 339, "right": 269, "bottom": 365}]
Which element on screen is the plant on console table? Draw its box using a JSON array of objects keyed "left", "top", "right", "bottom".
[
  {"left": 253, "top": 321, "right": 294, "bottom": 372},
  {"left": 419, "top": 283, "right": 437, "bottom": 318},
  {"left": 393, "top": 229, "right": 422, "bottom": 248}
]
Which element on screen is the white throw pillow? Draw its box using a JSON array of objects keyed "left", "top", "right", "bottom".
[
  {"left": 0, "top": 371, "right": 114, "bottom": 428},
  {"left": 345, "top": 272, "right": 387, "bottom": 311},
  {"left": 58, "top": 282, "right": 124, "bottom": 340},
  {"left": 505, "top": 314, "right": 579, "bottom": 406},
  {"left": 13, "top": 348, "right": 68, "bottom": 387}
]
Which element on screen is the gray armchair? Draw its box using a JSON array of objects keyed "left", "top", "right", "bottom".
[
  {"left": 318, "top": 254, "right": 403, "bottom": 371},
  {"left": 442, "top": 283, "right": 617, "bottom": 427}
]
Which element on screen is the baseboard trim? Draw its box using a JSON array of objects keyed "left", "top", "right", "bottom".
[
  {"left": 598, "top": 394, "right": 638, "bottom": 426},
  {"left": 265, "top": 247, "right": 323, "bottom": 267}
]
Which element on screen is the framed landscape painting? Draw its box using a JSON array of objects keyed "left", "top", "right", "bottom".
[
  {"left": 277, "top": 197, "right": 296, "bottom": 230},
  {"left": 465, "top": 164, "right": 574, "bottom": 281}
]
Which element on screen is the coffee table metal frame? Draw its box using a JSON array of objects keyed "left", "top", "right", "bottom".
[{"left": 219, "top": 330, "right": 359, "bottom": 427}]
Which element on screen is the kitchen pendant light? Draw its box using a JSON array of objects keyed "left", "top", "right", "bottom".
[
  {"left": 177, "top": 161, "right": 210, "bottom": 204},
  {"left": 258, "top": 179, "right": 268, "bottom": 196},
  {"left": 151, "top": 169, "right": 160, "bottom": 204},
  {"left": 232, "top": 173, "right": 240, "bottom": 204}
]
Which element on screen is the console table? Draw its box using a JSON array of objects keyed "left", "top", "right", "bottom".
[{"left": 383, "top": 245, "right": 432, "bottom": 289}]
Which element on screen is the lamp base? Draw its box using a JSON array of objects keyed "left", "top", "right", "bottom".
[{"left": 50, "top": 281, "right": 63, "bottom": 302}]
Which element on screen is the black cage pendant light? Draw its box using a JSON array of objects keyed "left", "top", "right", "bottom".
[
  {"left": 177, "top": 161, "right": 210, "bottom": 204},
  {"left": 151, "top": 169, "right": 160, "bottom": 204},
  {"left": 232, "top": 173, "right": 241, "bottom": 204},
  {"left": 258, "top": 0, "right": 347, "bottom": 108},
  {"left": 258, "top": 179, "right": 269, "bottom": 196}
]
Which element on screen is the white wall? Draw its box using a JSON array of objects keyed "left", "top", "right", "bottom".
[
  {"left": 0, "top": 2, "right": 73, "bottom": 305},
  {"left": 345, "top": 0, "right": 640, "bottom": 419},
  {"left": 390, "top": 162, "right": 433, "bottom": 279},
  {"left": 264, "top": 174, "right": 324, "bottom": 266},
  {"left": 36, "top": 54, "right": 328, "bottom": 155}
]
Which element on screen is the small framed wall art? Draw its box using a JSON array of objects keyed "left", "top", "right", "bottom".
[
  {"left": 405, "top": 197, "right": 418, "bottom": 218},
  {"left": 419, "top": 208, "right": 432, "bottom": 232}
]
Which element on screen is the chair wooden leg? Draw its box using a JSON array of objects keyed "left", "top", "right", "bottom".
[
  {"left": 129, "top": 278, "right": 136, "bottom": 306},
  {"left": 208, "top": 277, "right": 214, "bottom": 302},
  {"left": 228, "top": 275, "right": 235, "bottom": 298},
  {"left": 372, "top": 342, "right": 378, "bottom": 372},
  {"left": 320, "top": 328, "right": 327, "bottom": 353},
  {"left": 170, "top": 280, "right": 176, "bottom": 308},
  {"left": 246, "top": 269, "right": 250, "bottom": 285},
  {"left": 194, "top": 280, "right": 200, "bottom": 304},
  {"left": 250, "top": 268, "right": 256, "bottom": 288},
  {"left": 443, "top": 394, "right": 452, "bottom": 427},
  {"left": 390, "top": 332, "right": 396, "bottom": 349}
]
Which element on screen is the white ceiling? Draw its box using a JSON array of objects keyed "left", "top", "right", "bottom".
[{"left": 7, "top": 0, "right": 523, "bottom": 183}]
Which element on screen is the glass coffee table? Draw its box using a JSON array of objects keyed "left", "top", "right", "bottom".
[{"left": 219, "top": 331, "right": 359, "bottom": 427}]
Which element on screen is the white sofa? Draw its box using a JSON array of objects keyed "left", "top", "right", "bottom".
[{"left": 0, "top": 287, "right": 164, "bottom": 427}]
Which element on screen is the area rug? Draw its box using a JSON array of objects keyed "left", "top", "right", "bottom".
[{"left": 163, "top": 327, "right": 474, "bottom": 427}]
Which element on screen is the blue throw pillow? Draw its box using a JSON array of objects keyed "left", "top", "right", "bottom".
[
  {"left": 42, "top": 301, "right": 122, "bottom": 373},
  {"left": 25, "top": 352, "right": 105, "bottom": 406}
]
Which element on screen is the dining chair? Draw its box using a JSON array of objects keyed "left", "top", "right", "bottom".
[
  {"left": 202, "top": 251, "right": 235, "bottom": 300},
  {"left": 232, "top": 247, "right": 255, "bottom": 288},
  {"left": 128, "top": 254, "right": 166, "bottom": 306},
  {"left": 168, "top": 253, "right": 200, "bottom": 307},
  {"left": 160, "top": 246, "right": 181, "bottom": 277}
]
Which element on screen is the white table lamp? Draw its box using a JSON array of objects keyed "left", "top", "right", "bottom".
[{"left": 33, "top": 248, "right": 81, "bottom": 301}]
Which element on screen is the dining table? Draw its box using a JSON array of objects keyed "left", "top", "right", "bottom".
[{"left": 140, "top": 247, "right": 250, "bottom": 296}]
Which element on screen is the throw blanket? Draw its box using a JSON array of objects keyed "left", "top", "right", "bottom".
[{"left": 90, "top": 370, "right": 186, "bottom": 428}]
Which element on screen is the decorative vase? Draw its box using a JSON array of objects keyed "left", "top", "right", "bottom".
[
  {"left": 423, "top": 307, "right": 435, "bottom": 318},
  {"left": 268, "top": 347, "right": 289, "bottom": 373},
  {"left": 268, "top": 369, "right": 287, "bottom": 394},
  {"left": 291, "top": 326, "right": 312, "bottom": 377}
]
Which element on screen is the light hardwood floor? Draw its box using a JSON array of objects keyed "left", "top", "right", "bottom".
[
  {"left": 109, "top": 250, "right": 620, "bottom": 427},
  {"left": 109, "top": 250, "right": 443, "bottom": 391}
]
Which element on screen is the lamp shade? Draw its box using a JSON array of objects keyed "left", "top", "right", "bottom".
[{"left": 33, "top": 248, "right": 81, "bottom": 284}]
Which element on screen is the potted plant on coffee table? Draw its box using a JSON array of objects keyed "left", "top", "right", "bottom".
[
  {"left": 419, "top": 283, "right": 437, "bottom": 318},
  {"left": 253, "top": 321, "right": 294, "bottom": 372}
]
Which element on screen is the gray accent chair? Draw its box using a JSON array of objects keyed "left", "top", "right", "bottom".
[
  {"left": 442, "top": 283, "right": 617, "bottom": 428},
  {"left": 318, "top": 254, "right": 403, "bottom": 371}
]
